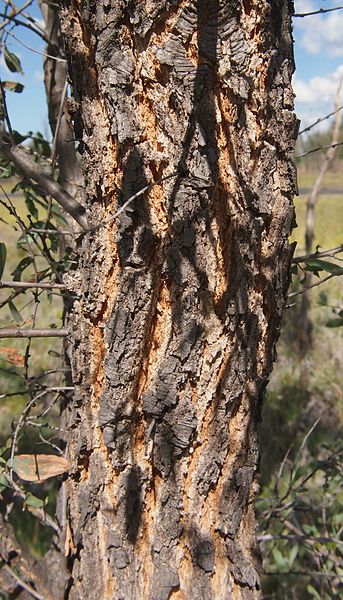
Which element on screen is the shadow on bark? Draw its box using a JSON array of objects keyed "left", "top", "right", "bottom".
[{"left": 124, "top": 466, "right": 142, "bottom": 544}]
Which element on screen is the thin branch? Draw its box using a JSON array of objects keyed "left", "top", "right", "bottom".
[
  {"left": 0, "top": 11, "right": 49, "bottom": 43},
  {"left": 0, "top": 140, "right": 88, "bottom": 229},
  {"left": 5, "top": 29, "right": 66, "bottom": 63},
  {"left": 296, "top": 141, "right": 343, "bottom": 159},
  {"left": 288, "top": 273, "right": 338, "bottom": 299},
  {"left": 299, "top": 105, "right": 343, "bottom": 136},
  {"left": 0, "top": 328, "right": 68, "bottom": 338},
  {"left": 85, "top": 170, "right": 180, "bottom": 234},
  {"left": 2, "top": 564, "right": 45, "bottom": 600},
  {"left": 0, "top": 0, "right": 34, "bottom": 31},
  {"left": 263, "top": 570, "right": 343, "bottom": 579},
  {"left": 292, "top": 245, "right": 343, "bottom": 264},
  {"left": 28, "top": 228, "right": 73, "bottom": 234},
  {"left": 294, "top": 6, "right": 343, "bottom": 18},
  {"left": 0, "top": 280, "right": 66, "bottom": 289},
  {"left": 258, "top": 533, "right": 343, "bottom": 546}
]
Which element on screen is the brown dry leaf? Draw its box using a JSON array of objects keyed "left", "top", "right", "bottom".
[
  {"left": 10, "top": 454, "right": 70, "bottom": 482},
  {"left": 0, "top": 347, "right": 25, "bottom": 366}
]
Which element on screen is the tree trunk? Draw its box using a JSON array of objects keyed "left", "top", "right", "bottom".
[{"left": 58, "top": 1, "right": 297, "bottom": 598}]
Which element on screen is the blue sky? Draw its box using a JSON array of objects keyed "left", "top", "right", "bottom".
[{"left": 1, "top": 0, "right": 343, "bottom": 139}]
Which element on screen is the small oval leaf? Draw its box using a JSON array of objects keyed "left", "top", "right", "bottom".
[
  {"left": 9, "top": 454, "right": 70, "bottom": 482},
  {"left": 4, "top": 45, "right": 24, "bottom": 74}
]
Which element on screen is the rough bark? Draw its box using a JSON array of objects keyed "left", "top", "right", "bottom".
[{"left": 58, "top": 1, "right": 297, "bottom": 598}]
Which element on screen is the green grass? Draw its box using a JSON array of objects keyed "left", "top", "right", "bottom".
[
  {"left": 0, "top": 183, "right": 65, "bottom": 440},
  {"left": 297, "top": 168, "right": 343, "bottom": 190}
]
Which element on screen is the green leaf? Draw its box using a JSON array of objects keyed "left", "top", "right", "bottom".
[
  {"left": 288, "top": 544, "right": 298, "bottom": 566},
  {"left": 24, "top": 493, "right": 45, "bottom": 509},
  {"left": 8, "top": 300, "right": 23, "bottom": 324},
  {"left": 3, "top": 45, "right": 24, "bottom": 74},
  {"left": 0, "top": 472, "right": 8, "bottom": 493},
  {"left": 1, "top": 80, "right": 24, "bottom": 93},
  {"left": 0, "top": 242, "right": 6, "bottom": 279},
  {"left": 305, "top": 258, "right": 343, "bottom": 275},
  {"left": 290, "top": 264, "right": 298, "bottom": 276},
  {"left": 292, "top": 464, "right": 309, "bottom": 484},
  {"left": 326, "top": 318, "right": 343, "bottom": 328},
  {"left": 271, "top": 547, "right": 287, "bottom": 570},
  {"left": 11, "top": 256, "right": 33, "bottom": 281},
  {"left": 24, "top": 192, "right": 38, "bottom": 219},
  {"left": 307, "top": 585, "right": 321, "bottom": 599},
  {"left": 317, "top": 291, "right": 328, "bottom": 306}
]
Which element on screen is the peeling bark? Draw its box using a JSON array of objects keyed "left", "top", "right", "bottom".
[{"left": 58, "top": 1, "right": 297, "bottom": 598}]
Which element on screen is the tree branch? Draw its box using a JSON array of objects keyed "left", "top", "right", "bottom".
[
  {"left": 288, "top": 273, "right": 337, "bottom": 298},
  {"left": 294, "top": 6, "right": 343, "bottom": 18},
  {"left": 0, "top": 328, "right": 68, "bottom": 338},
  {"left": 292, "top": 245, "right": 343, "bottom": 264},
  {"left": 2, "top": 564, "right": 45, "bottom": 600},
  {"left": 296, "top": 141, "right": 343, "bottom": 159},
  {"left": 0, "top": 140, "right": 87, "bottom": 230},
  {"left": 0, "top": 280, "right": 66, "bottom": 289},
  {"left": 299, "top": 105, "right": 343, "bottom": 136}
]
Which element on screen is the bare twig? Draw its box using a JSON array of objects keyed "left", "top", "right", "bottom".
[
  {"left": 28, "top": 228, "right": 73, "bottom": 234},
  {"left": 2, "top": 563, "right": 45, "bottom": 600},
  {"left": 0, "top": 11, "right": 49, "bottom": 42},
  {"left": 288, "top": 273, "right": 337, "bottom": 298},
  {"left": 0, "top": 0, "right": 34, "bottom": 31},
  {"left": 294, "top": 6, "right": 343, "bottom": 18},
  {"left": 299, "top": 105, "right": 343, "bottom": 136},
  {"left": 296, "top": 141, "right": 343, "bottom": 159},
  {"left": 86, "top": 171, "right": 180, "bottom": 234},
  {"left": 4, "top": 29, "right": 67, "bottom": 62},
  {"left": 263, "top": 570, "right": 343, "bottom": 579},
  {"left": 0, "top": 328, "right": 68, "bottom": 338},
  {"left": 258, "top": 533, "right": 343, "bottom": 546},
  {"left": 0, "top": 280, "right": 66, "bottom": 289},
  {"left": 292, "top": 245, "right": 343, "bottom": 264}
]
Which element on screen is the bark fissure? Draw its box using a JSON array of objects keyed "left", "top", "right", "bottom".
[{"left": 58, "top": 1, "right": 296, "bottom": 598}]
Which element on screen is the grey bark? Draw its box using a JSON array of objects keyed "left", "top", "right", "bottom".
[{"left": 56, "top": 1, "right": 297, "bottom": 598}]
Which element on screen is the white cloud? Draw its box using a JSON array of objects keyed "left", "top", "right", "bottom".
[
  {"left": 294, "top": 65, "right": 343, "bottom": 131},
  {"left": 294, "top": 0, "right": 343, "bottom": 56}
]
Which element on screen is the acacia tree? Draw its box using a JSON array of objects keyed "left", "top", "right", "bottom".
[{"left": 0, "top": 1, "right": 298, "bottom": 598}]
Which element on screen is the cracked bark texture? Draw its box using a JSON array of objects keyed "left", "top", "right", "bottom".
[{"left": 58, "top": 1, "right": 297, "bottom": 598}]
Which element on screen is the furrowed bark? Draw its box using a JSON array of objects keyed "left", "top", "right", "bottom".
[{"left": 59, "top": 1, "right": 297, "bottom": 598}]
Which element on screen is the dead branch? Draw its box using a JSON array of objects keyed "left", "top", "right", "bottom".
[
  {"left": 0, "top": 328, "right": 68, "bottom": 338},
  {"left": 294, "top": 6, "right": 343, "bottom": 18},
  {"left": 0, "top": 280, "right": 66, "bottom": 289},
  {"left": 0, "top": 140, "right": 88, "bottom": 229}
]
